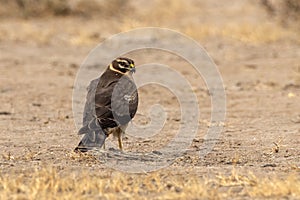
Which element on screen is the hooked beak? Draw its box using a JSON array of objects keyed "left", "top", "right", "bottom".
[{"left": 129, "top": 63, "right": 136, "bottom": 73}]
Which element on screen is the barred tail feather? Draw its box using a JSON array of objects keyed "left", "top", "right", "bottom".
[{"left": 74, "top": 118, "right": 107, "bottom": 152}]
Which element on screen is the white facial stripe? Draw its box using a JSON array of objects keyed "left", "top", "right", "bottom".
[
  {"left": 118, "top": 63, "right": 126, "bottom": 68},
  {"left": 109, "top": 64, "right": 125, "bottom": 74}
]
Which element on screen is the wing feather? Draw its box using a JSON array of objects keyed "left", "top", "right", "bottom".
[{"left": 81, "top": 71, "right": 138, "bottom": 133}]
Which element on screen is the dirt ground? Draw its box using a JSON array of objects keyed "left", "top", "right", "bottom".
[{"left": 0, "top": 0, "right": 300, "bottom": 199}]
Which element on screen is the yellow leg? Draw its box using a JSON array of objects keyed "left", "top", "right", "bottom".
[{"left": 118, "top": 132, "right": 123, "bottom": 151}]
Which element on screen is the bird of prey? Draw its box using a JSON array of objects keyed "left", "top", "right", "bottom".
[{"left": 74, "top": 57, "right": 138, "bottom": 152}]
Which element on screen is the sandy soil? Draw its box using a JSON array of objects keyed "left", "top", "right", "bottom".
[{"left": 0, "top": 0, "right": 299, "bottom": 199}]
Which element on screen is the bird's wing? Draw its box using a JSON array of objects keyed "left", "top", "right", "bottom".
[
  {"left": 81, "top": 74, "right": 138, "bottom": 132},
  {"left": 82, "top": 78, "right": 99, "bottom": 127},
  {"left": 94, "top": 80, "right": 120, "bottom": 128},
  {"left": 110, "top": 76, "right": 139, "bottom": 125}
]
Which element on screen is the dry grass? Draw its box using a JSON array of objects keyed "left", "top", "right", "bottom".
[
  {"left": 0, "top": 17, "right": 296, "bottom": 46},
  {"left": 0, "top": 0, "right": 299, "bottom": 46},
  {"left": 0, "top": 166, "right": 299, "bottom": 199},
  {"left": 261, "top": 0, "right": 300, "bottom": 29},
  {"left": 183, "top": 22, "right": 293, "bottom": 44},
  {"left": 0, "top": 1, "right": 300, "bottom": 199},
  {"left": 0, "top": 0, "right": 131, "bottom": 18}
]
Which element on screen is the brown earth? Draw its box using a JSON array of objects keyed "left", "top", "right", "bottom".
[{"left": 0, "top": 0, "right": 299, "bottom": 199}]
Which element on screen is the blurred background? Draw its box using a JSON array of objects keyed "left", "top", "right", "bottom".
[
  {"left": 0, "top": 0, "right": 299, "bottom": 46},
  {"left": 0, "top": 1, "right": 300, "bottom": 199}
]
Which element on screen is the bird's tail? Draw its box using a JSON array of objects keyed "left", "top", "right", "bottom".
[{"left": 74, "top": 118, "right": 107, "bottom": 153}]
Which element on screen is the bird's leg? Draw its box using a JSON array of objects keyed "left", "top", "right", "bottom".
[
  {"left": 117, "top": 127, "right": 126, "bottom": 151},
  {"left": 118, "top": 132, "right": 123, "bottom": 151}
]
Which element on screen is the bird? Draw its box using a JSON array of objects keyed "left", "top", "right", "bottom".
[{"left": 74, "top": 57, "right": 138, "bottom": 153}]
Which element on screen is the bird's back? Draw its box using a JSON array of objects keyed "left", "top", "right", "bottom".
[{"left": 82, "top": 69, "right": 138, "bottom": 131}]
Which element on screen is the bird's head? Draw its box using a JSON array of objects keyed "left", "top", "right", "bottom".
[{"left": 110, "top": 57, "right": 135, "bottom": 74}]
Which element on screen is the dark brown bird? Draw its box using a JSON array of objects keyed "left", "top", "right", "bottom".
[{"left": 75, "top": 57, "right": 138, "bottom": 152}]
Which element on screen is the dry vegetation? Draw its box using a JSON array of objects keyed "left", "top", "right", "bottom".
[
  {"left": 0, "top": 0, "right": 299, "bottom": 46},
  {"left": 0, "top": 0, "right": 131, "bottom": 18},
  {"left": 261, "top": 0, "right": 300, "bottom": 28},
  {"left": 0, "top": 0, "right": 300, "bottom": 199},
  {"left": 1, "top": 166, "right": 299, "bottom": 199}
]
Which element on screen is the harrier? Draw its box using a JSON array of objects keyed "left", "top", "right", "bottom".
[{"left": 75, "top": 57, "right": 138, "bottom": 152}]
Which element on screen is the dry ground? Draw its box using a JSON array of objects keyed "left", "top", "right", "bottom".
[{"left": 0, "top": 0, "right": 300, "bottom": 199}]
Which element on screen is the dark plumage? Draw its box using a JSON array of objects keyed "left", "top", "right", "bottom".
[{"left": 75, "top": 57, "right": 138, "bottom": 152}]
